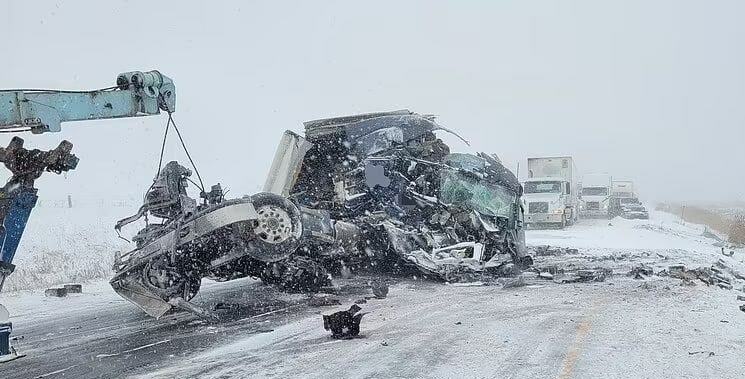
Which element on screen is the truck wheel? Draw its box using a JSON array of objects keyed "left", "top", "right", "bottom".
[{"left": 246, "top": 192, "right": 303, "bottom": 263}]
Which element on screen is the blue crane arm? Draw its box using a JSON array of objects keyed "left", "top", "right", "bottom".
[
  {"left": 0, "top": 70, "right": 175, "bottom": 134},
  {"left": 0, "top": 70, "right": 175, "bottom": 359}
]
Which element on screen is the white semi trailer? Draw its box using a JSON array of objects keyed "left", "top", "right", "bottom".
[
  {"left": 522, "top": 156, "right": 578, "bottom": 229},
  {"left": 610, "top": 180, "right": 639, "bottom": 217},
  {"left": 580, "top": 173, "right": 612, "bottom": 218},
  {"left": 612, "top": 180, "right": 635, "bottom": 198}
]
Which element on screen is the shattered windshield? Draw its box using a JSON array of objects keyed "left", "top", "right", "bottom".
[
  {"left": 439, "top": 169, "right": 515, "bottom": 218},
  {"left": 523, "top": 181, "right": 561, "bottom": 194},
  {"left": 582, "top": 187, "right": 608, "bottom": 196}
]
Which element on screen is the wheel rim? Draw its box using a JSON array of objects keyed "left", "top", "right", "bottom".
[{"left": 254, "top": 205, "right": 293, "bottom": 244}]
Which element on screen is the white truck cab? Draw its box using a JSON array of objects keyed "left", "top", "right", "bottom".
[
  {"left": 521, "top": 156, "right": 578, "bottom": 229},
  {"left": 579, "top": 173, "right": 612, "bottom": 218}
]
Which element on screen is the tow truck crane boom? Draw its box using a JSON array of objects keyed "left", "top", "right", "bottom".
[
  {"left": 0, "top": 71, "right": 175, "bottom": 134},
  {"left": 0, "top": 70, "right": 175, "bottom": 362}
]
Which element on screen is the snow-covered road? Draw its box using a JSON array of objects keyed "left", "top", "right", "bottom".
[{"left": 2, "top": 211, "right": 744, "bottom": 379}]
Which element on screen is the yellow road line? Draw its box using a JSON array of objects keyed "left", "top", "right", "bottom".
[{"left": 557, "top": 315, "right": 593, "bottom": 379}]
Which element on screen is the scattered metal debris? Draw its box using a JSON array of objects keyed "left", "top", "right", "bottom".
[
  {"left": 664, "top": 264, "right": 733, "bottom": 289},
  {"left": 627, "top": 264, "right": 654, "bottom": 279},
  {"left": 737, "top": 295, "right": 745, "bottom": 302},
  {"left": 354, "top": 298, "right": 367, "bottom": 304},
  {"left": 322, "top": 305, "right": 366, "bottom": 339},
  {"left": 561, "top": 268, "right": 613, "bottom": 284},
  {"left": 530, "top": 245, "right": 579, "bottom": 256}
]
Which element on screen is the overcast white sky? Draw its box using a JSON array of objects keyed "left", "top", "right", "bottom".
[{"left": 1, "top": 0, "right": 743, "bottom": 206}]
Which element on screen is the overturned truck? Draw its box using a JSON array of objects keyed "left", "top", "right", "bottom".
[{"left": 111, "top": 110, "right": 531, "bottom": 317}]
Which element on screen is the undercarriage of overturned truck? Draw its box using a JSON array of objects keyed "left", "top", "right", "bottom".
[{"left": 110, "top": 110, "right": 532, "bottom": 318}]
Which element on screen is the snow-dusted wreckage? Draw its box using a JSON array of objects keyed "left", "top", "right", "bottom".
[
  {"left": 110, "top": 110, "right": 531, "bottom": 318},
  {"left": 268, "top": 110, "right": 532, "bottom": 280}
]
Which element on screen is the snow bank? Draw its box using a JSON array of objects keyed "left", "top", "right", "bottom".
[{"left": 3, "top": 204, "right": 131, "bottom": 292}]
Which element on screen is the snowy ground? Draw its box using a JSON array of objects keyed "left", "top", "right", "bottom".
[
  {"left": 2, "top": 211, "right": 745, "bottom": 378},
  {"left": 3, "top": 204, "right": 131, "bottom": 292}
]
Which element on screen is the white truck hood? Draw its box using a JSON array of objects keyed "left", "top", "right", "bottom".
[{"left": 522, "top": 193, "right": 561, "bottom": 202}]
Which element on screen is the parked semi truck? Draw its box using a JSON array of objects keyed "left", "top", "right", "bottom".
[
  {"left": 522, "top": 156, "right": 578, "bottom": 228},
  {"left": 612, "top": 180, "right": 635, "bottom": 198},
  {"left": 609, "top": 180, "right": 639, "bottom": 217},
  {"left": 579, "top": 173, "right": 612, "bottom": 218}
]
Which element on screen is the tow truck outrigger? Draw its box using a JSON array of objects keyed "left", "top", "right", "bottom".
[{"left": 0, "top": 70, "right": 175, "bottom": 362}]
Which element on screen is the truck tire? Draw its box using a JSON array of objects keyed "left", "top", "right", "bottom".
[{"left": 247, "top": 192, "right": 303, "bottom": 263}]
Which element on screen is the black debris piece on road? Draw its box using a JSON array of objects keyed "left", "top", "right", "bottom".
[
  {"left": 627, "top": 264, "right": 654, "bottom": 279},
  {"left": 323, "top": 305, "right": 367, "bottom": 339}
]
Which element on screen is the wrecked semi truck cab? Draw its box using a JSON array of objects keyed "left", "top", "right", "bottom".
[
  {"left": 522, "top": 157, "right": 578, "bottom": 229},
  {"left": 265, "top": 110, "right": 531, "bottom": 281},
  {"left": 111, "top": 110, "right": 532, "bottom": 317},
  {"left": 110, "top": 162, "right": 318, "bottom": 318},
  {"left": 579, "top": 173, "right": 612, "bottom": 218}
]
